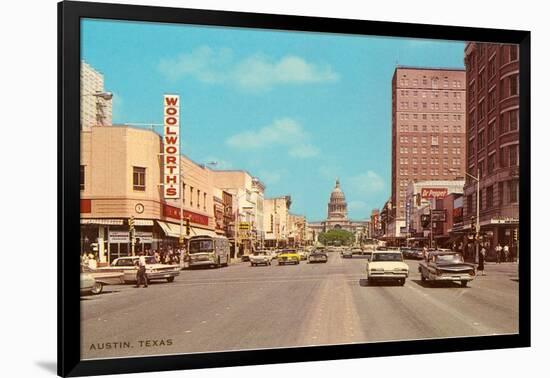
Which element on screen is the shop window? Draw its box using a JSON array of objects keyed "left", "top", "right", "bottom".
[{"left": 133, "top": 167, "right": 146, "bottom": 191}]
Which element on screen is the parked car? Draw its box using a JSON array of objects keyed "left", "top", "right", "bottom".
[
  {"left": 277, "top": 249, "right": 300, "bottom": 265},
  {"left": 95, "top": 256, "right": 180, "bottom": 283},
  {"left": 241, "top": 255, "right": 251, "bottom": 262},
  {"left": 80, "top": 272, "right": 97, "bottom": 295},
  {"left": 250, "top": 251, "right": 272, "bottom": 266},
  {"left": 418, "top": 251, "right": 475, "bottom": 287},
  {"left": 81, "top": 264, "right": 124, "bottom": 294},
  {"left": 308, "top": 249, "right": 328, "bottom": 263},
  {"left": 366, "top": 249, "right": 409, "bottom": 285},
  {"left": 341, "top": 249, "right": 353, "bottom": 258}
]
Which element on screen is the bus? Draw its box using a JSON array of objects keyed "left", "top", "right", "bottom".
[{"left": 187, "top": 235, "right": 231, "bottom": 268}]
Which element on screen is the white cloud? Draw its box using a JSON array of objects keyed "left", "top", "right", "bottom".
[
  {"left": 348, "top": 171, "right": 385, "bottom": 195},
  {"left": 288, "top": 143, "right": 320, "bottom": 158},
  {"left": 226, "top": 118, "right": 320, "bottom": 159},
  {"left": 158, "top": 46, "right": 339, "bottom": 91}
]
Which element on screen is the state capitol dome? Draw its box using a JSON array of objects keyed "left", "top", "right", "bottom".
[{"left": 327, "top": 178, "right": 348, "bottom": 220}]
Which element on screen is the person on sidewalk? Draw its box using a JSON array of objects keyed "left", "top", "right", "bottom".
[
  {"left": 135, "top": 251, "right": 148, "bottom": 288},
  {"left": 478, "top": 246, "right": 486, "bottom": 276},
  {"left": 503, "top": 244, "right": 510, "bottom": 262},
  {"left": 495, "top": 243, "right": 503, "bottom": 264}
]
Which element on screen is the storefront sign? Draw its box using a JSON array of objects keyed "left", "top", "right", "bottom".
[
  {"left": 80, "top": 199, "right": 91, "bottom": 213},
  {"left": 163, "top": 94, "right": 180, "bottom": 199},
  {"left": 421, "top": 188, "right": 448, "bottom": 199},
  {"left": 491, "top": 217, "right": 519, "bottom": 224},
  {"left": 135, "top": 231, "right": 153, "bottom": 243},
  {"left": 109, "top": 231, "right": 130, "bottom": 243},
  {"left": 162, "top": 204, "right": 209, "bottom": 226},
  {"left": 239, "top": 222, "right": 251, "bottom": 231},
  {"left": 431, "top": 209, "right": 446, "bottom": 222}
]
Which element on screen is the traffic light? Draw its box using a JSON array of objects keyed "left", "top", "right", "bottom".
[
  {"left": 470, "top": 216, "right": 476, "bottom": 231},
  {"left": 421, "top": 214, "right": 431, "bottom": 229},
  {"left": 513, "top": 228, "right": 518, "bottom": 241},
  {"left": 186, "top": 218, "right": 191, "bottom": 236},
  {"left": 129, "top": 216, "right": 135, "bottom": 232}
]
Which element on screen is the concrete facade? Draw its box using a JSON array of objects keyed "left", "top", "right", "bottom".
[{"left": 81, "top": 61, "right": 112, "bottom": 129}]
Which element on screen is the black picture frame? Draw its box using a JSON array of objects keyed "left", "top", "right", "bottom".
[{"left": 58, "top": 1, "right": 531, "bottom": 376}]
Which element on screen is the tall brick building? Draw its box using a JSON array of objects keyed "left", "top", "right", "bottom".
[
  {"left": 463, "top": 43, "right": 520, "bottom": 253},
  {"left": 390, "top": 66, "right": 466, "bottom": 238}
]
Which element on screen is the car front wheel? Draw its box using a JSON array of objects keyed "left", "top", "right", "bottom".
[
  {"left": 91, "top": 282, "right": 103, "bottom": 294},
  {"left": 167, "top": 277, "right": 175, "bottom": 283},
  {"left": 461, "top": 280, "right": 468, "bottom": 287},
  {"left": 399, "top": 278, "right": 406, "bottom": 286}
]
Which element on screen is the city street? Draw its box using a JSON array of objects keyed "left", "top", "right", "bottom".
[{"left": 81, "top": 253, "right": 519, "bottom": 360}]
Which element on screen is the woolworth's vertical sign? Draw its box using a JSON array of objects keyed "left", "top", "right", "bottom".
[{"left": 164, "top": 94, "right": 180, "bottom": 198}]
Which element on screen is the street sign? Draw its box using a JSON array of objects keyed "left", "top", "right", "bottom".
[
  {"left": 109, "top": 231, "right": 130, "bottom": 243},
  {"left": 239, "top": 222, "right": 251, "bottom": 231},
  {"left": 430, "top": 210, "right": 446, "bottom": 222}
]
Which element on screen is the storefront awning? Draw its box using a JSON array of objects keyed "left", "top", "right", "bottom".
[
  {"left": 157, "top": 221, "right": 218, "bottom": 238},
  {"left": 81, "top": 218, "right": 123, "bottom": 225},
  {"left": 135, "top": 219, "right": 154, "bottom": 226}
]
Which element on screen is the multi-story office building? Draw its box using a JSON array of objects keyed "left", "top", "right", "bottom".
[
  {"left": 391, "top": 66, "right": 466, "bottom": 239},
  {"left": 463, "top": 42, "right": 520, "bottom": 253},
  {"left": 80, "top": 61, "right": 112, "bottom": 129}
]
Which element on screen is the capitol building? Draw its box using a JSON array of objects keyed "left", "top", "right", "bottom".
[{"left": 308, "top": 179, "right": 370, "bottom": 241}]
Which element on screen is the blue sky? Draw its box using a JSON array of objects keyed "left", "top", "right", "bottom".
[{"left": 81, "top": 19, "right": 465, "bottom": 221}]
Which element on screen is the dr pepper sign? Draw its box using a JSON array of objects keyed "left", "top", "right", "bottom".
[{"left": 163, "top": 94, "right": 180, "bottom": 199}]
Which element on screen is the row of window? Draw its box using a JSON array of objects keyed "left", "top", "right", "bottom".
[
  {"left": 399, "top": 113, "right": 463, "bottom": 122},
  {"left": 468, "top": 109, "right": 519, "bottom": 154},
  {"left": 399, "top": 146, "right": 462, "bottom": 155},
  {"left": 468, "top": 44, "right": 519, "bottom": 73},
  {"left": 398, "top": 166, "right": 461, "bottom": 177},
  {"left": 399, "top": 135, "right": 462, "bottom": 144},
  {"left": 469, "top": 74, "right": 518, "bottom": 114},
  {"left": 399, "top": 77, "right": 462, "bottom": 89},
  {"left": 399, "top": 157, "right": 462, "bottom": 165},
  {"left": 400, "top": 90, "right": 462, "bottom": 99},
  {"left": 400, "top": 101, "right": 463, "bottom": 111},
  {"left": 80, "top": 166, "right": 209, "bottom": 211},
  {"left": 465, "top": 180, "right": 519, "bottom": 214},
  {"left": 467, "top": 144, "right": 519, "bottom": 181},
  {"left": 399, "top": 124, "right": 462, "bottom": 133}
]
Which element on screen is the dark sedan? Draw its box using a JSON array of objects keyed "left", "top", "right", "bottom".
[
  {"left": 308, "top": 250, "right": 328, "bottom": 263},
  {"left": 418, "top": 251, "right": 475, "bottom": 287}
]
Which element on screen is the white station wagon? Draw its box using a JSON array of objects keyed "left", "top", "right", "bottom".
[{"left": 366, "top": 249, "right": 409, "bottom": 286}]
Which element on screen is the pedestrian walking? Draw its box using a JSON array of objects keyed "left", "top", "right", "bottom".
[
  {"left": 495, "top": 243, "right": 503, "bottom": 264},
  {"left": 135, "top": 251, "right": 148, "bottom": 288},
  {"left": 478, "top": 246, "right": 486, "bottom": 276},
  {"left": 503, "top": 244, "right": 510, "bottom": 262}
]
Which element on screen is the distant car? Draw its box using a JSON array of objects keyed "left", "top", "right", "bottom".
[
  {"left": 80, "top": 272, "right": 97, "bottom": 295},
  {"left": 81, "top": 264, "right": 124, "bottom": 294},
  {"left": 366, "top": 249, "right": 409, "bottom": 285},
  {"left": 418, "top": 251, "right": 475, "bottom": 287},
  {"left": 241, "top": 255, "right": 250, "bottom": 262},
  {"left": 308, "top": 249, "right": 328, "bottom": 263},
  {"left": 341, "top": 249, "right": 353, "bottom": 258},
  {"left": 298, "top": 250, "right": 309, "bottom": 260},
  {"left": 277, "top": 249, "right": 300, "bottom": 265},
  {"left": 95, "top": 256, "right": 180, "bottom": 283},
  {"left": 351, "top": 247, "right": 363, "bottom": 255},
  {"left": 250, "top": 251, "right": 272, "bottom": 266}
]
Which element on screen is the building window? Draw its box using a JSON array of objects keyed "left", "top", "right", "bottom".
[
  {"left": 182, "top": 183, "right": 186, "bottom": 204},
  {"left": 477, "top": 130, "right": 485, "bottom": 150},
  {"left": 190, "top": 186, "right": 194, "bottom": 206},
  {"left": 488, "top": 121, "right": 496, "bottom": 142},
  {"left": 498, "top": 182, "right": 504, "bottom": 205},
  {"left": 488, "top": 154, "right": 495, "bottom": 174},
  {"left": 510, "top": 45, "right": 518, "bottom": 61},
  {"left": 486, "top": 185, "right": 493, "bottom": 209},
  {"left": 488, "top": 90, "right": 496, "bottom": 111},
  {"left": 500, "top": 147, "right": 508, "bottom": 168},
  {"left": 509, "top": 180, "right": 519, "bottom": 203},
  {"left": 510, "top": 74, "right": 519, "bottom": 96},
  {"left": 500, "top": 113, "right": 508, "bottom": 134},
  {"left": 510, "top": 109, "right": 519, "bottom": 130},
  {"left": 133, "top": 167, "right": 146, "bottom": 191},
  {"left": 478, "top": 70, "right": 485, "bottom": 91},
  {"left": 478, "top": 99, "right": 485, "bottom": 120},
  {"left": 204, "top": 193, "right": 207, "bottom": 210},
  {"left": 488, "top": 56, "right": 496, "bottom": 78},
  {"left": 80, "top": 165, "right": 85, "bottom": 190},
  {"left": 509, "top": 145, "right": 518, "bottom": 166}
]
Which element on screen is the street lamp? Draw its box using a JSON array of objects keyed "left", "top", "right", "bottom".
[
  {"left": 448, "top": 168, "right": 480, "bottom": 263},
  {"left": 82, "top": 91, "right": 114, "bottom": 126}
]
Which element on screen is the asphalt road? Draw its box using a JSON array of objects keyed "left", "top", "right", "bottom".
[{"left": 81, "top": 253, "right": 519, "bottom": 360}]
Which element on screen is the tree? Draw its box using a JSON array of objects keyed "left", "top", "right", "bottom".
[{"left": 318, "top": 229, "right": 355, "bottom": 246}]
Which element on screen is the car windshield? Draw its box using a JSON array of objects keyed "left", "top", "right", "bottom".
[
  {"left": 189, "top": 240, "right": 213, "bottom": 254},
  {"left": 253, "top": 252, "right": 266, "bottom": 256},
  {"left": 114, "top": 258, "right": 138, "bottom": 267},
  {"left": 372, "top": 253, "right": 403, "bottom": 262},
  {"left": 435, "top": 254, "right": 464, "bottom": 264}
]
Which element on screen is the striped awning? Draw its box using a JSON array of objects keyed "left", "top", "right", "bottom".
[{"left": 157, "top": 221, "right": 218, "bottom": 238}]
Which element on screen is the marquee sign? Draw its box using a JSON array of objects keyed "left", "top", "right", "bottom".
[
  {"left": 163, "top": 94, "right": 180, "bottom": 199},
  {"left": 421, "top": 188, "right": 448, "bottom": 199}
]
